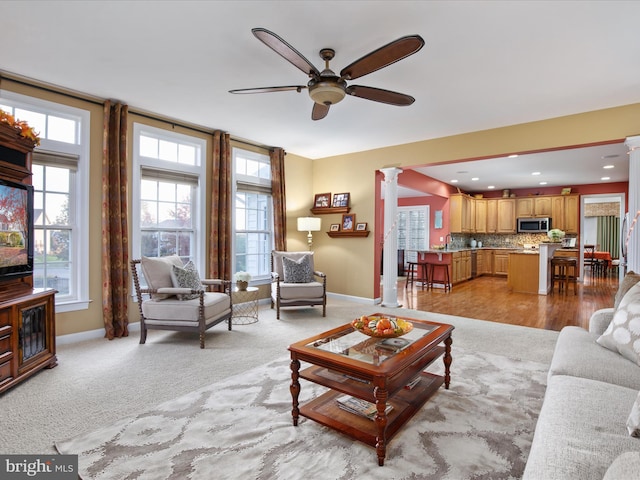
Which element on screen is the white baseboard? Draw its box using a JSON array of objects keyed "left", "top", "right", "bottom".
[
  {"left": 56, "top": 322, "right": 140, "bottom": 345},
  {"left": 326, "top": 292, "right": 377, "bottom": 305}
]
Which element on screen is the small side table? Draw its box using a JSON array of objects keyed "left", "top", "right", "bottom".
[{"left": 232, "top": 286, "right": 259, "bottom": 325}]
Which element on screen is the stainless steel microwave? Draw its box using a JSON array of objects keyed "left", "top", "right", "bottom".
[{"left": 517, "top": 217, "right": 551, "bottom": 233}]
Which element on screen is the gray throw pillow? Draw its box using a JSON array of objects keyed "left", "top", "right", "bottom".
[
  {"left": 171, "top": 261, "right": 203, "bottom": 300},
  {"left": 282, "top": 255, "right": 314, "bottom": 283},
  {"left": 627, "top": 390, "right": 640, "bottom": 437},
  {"left": 615, "top": 271, "right": 640, "bottom": 309},
  {"left": 597, "top": 281, "right": 640, "bottom": 365}
]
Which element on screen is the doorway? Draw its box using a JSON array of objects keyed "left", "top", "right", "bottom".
[{"left": 580, "top": 193, "right": 626, "bottom": 281}]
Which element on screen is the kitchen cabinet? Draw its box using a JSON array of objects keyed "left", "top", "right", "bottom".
[
  {"left": 449, "top": 194, "right": 473, "bottom": 233},
  {"left": 486, "top": 199, "right": 498, "bottom": 233},
  {"left": 477, "top": 249, "right": 495, "bottom": 276},
  {"left": 475, "top": 199, "right": 487, "bottom": 233},
  {"left": 451, "top": 251, "right": 471, "bottom": 284},
  {"left": 516, "top": 197, "right": 552, "bottom": 218},
  {"left": 493, "top": 251, "right": 511, "bottom": 276},
  {"left": 496, "top": 199, "right": 516, "bottom": 233},
  {"left": 563, "top": 195, "right": 579, "bottom": 233},
  {"left": 550, "top": 194, "right": 579, "bottom": 233}
]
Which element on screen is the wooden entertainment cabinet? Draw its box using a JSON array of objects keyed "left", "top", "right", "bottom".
[{"left": 0, "top": 120, "right": 57, "bottom": 394}]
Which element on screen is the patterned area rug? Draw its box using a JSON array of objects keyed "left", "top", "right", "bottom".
[{"left": 56, "top": 348, "right": 547, "bottom": 480}]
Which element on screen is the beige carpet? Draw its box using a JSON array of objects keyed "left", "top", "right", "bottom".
[
  {"left": 0, "top": 299, "right": 559, "bottom": 472},
  {"left": 56, "top": 347, "right": 548, "bottom": 479}
]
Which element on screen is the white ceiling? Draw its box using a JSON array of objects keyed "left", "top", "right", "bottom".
[{"left": 1, "top": 1, "right": 639, "bottom": 190}]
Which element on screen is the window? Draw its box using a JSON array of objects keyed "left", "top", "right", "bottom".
[
  {"left": 0, "top": 93, "right": 89, "bottom": 312},
  {"left": 132, "top": 124, "right": 206, "bottom": 274},
  {"left": 233, "top": 147, "right": 273, "bottom": 282},
  {"left": 397, "top": 206, "right": 430, "bottom": 263}
]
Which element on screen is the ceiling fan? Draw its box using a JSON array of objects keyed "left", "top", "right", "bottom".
[{"left": 229, "top": 28, "right": 425, "bottom": 120}]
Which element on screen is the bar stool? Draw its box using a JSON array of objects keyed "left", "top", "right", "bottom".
[
  {"left": 427, "top": 262, "right": 451, "bottom": 292},
  {"left": 551, "top": 257, "right": 577, "bottom": 295},
  {"left": 405, "top": 261, "right": 429, "bottom": 289}
]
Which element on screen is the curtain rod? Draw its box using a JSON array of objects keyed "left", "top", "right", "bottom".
[{"left": 1, "top": 73, "right": 275, "bottom": 152}]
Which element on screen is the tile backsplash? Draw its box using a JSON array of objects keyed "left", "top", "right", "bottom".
[{"left": 447, "top": 232, "right": 577, "bottom": 249}]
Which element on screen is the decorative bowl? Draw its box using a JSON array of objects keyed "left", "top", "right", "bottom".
[{"left": 351, "top": 316, "right": 414, "bottom": 338}]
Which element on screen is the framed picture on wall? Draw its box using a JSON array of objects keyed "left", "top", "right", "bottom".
[
  {"left": 314, "top": 193, "right": 331, "bottom": 208},
  {"left": 332, "top": 192, "right": 350, "bottom": 208},
  {"left": 342, "top": 213, "right": 355, "bottom": 232},
  {"left": 330, "top": 224, "right": 340, "bottom": 232}
]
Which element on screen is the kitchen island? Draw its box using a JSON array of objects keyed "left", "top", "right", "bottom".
[{"left": 507, "top": 251, "right": 540, "bottom": 294}]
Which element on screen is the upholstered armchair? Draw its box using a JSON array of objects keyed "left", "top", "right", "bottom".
[
  {"left": 130, "top": 256, "right": 232, "bottom": 348},
  {"left": 271, "top": 250, "right": 327, "bottom": 319}
]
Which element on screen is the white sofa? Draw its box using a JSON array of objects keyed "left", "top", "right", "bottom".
[{"left": 523, "top": 272, "right": 640, "bottom": 480}]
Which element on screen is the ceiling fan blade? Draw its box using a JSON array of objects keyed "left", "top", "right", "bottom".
[
  {"left": 229, "top": 85, "right": 307, "bottom": 94},
  {"left": 347, "top": 85, "right": 415, "bottom": 106},
  {"left": 252, "top": 28, "right": 320, "bottom": 77},
  {"left": 311, "top": 103, "right": 330, "bottom": 121},
  {"left": 340, "top": 35, "right": 425, "bottom": 80}
]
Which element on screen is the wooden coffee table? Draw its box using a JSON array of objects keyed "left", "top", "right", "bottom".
[{"left": 288, "top": 313, "right": 453, "bottom": 466}]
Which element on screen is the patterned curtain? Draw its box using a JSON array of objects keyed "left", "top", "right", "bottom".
[
  {"left": 209, "top": 131, "right": 232, "bottom": 281},
  {"left": 597, "top": 215, "right": 620, "bottom": 259},
  {"left": 101, "top": 101, "right": 129, "bottom": 339},
  {"left": 270, "top": 147, "right": 287, "bottom": 251}
]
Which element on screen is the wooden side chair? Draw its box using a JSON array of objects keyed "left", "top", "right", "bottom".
[
  {"left": 270, "top": 250, "right": 327, "bottom": 319},
  {"left": 130, "top": 256, "right": 232, "bottom": 348}
]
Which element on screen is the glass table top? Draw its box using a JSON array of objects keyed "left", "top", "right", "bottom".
[{"left": 306, "top": 321, "right": 437, "bottom": 365}]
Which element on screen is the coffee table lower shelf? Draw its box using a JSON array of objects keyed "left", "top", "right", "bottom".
[{"left": 298, "top": 371, "right": 444, "bottom": 447}]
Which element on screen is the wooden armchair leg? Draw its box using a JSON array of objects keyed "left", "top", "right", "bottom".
[
  {"left": 139, "top": 323, "right": 147, "bottom": 344},
  {"left": 199, "top": 333, "right": 205, "bottom": 349}
]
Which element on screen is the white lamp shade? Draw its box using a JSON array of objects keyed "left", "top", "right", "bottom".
[{"left": 297, "top": 217, "right": 322, "bottom": 232}]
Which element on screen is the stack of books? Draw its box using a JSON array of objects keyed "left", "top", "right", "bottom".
[{"left": 336, "top": 395, "right": 393, "bottom": 420}]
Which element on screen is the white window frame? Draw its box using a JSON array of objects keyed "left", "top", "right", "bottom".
[
  {"left": 0, "top": 91, "right": 90, "bottom": 312},
  {"left": 398, "top": 205, "right": 430, "bottom": 263},
  {"left": 132, "top": 123, "right": 207, "bottom": 276},
  {"left": 232, "top": 147, "right": 273, "bottom": 284}
]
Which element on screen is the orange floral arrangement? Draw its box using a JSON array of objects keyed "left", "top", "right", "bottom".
[{"left": 0, "top": 110, "right": 40, "bottom": 145}]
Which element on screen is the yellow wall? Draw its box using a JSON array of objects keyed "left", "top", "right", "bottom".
[{"left": 3, "top": 77, "right": 639, "bottom": 334}]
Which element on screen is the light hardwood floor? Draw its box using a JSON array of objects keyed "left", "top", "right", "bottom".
[{"left": 397, "top": 271, "right": 619, "bottom": 331}]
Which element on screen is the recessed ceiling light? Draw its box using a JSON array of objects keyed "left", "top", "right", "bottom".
[
  {"left": 451, "top": 179, "right": 458, "bottom": 183},
  {"left": 532, "top": 172, "right": 541, "bottom": 176},
  {"left": 603, "top": 165, "right": 614, "bottom": 169},
  {"left": 539, "top": 181, "right": 548, "bottom": 185},
  {"left": 456, "top": 170, "right": 468, "bottom": 174},
  {"left": 508, "top": 154, "right": 518, "bottom": 158},
  {"left": 602, "top": 154, "right": 620, "bottom": 159},
  {"left": 488, "top": 185, "right": 495, "bottom": 189},
  {"left": 601, "top": 176, "right": 610, "bottom": 181},
  {"left": 471, "top": 177, "right": 479, "bottom": 181}
]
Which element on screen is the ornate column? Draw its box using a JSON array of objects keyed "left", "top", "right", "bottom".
[
  {"left": 380, "top": 167, "right": 402, "bottom": 307},
  {"left": 625, "top": 135, "right": 640, "bottom": 273}
]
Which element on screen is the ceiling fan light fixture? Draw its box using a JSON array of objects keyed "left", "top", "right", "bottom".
[{"left": 308, "top": 80, "right": 346, "bottom": 105}]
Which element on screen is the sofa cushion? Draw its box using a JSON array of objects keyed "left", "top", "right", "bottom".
[
  {"left": 597, "top": 282, "right": 640, "bottom": 365},
  {"left": 522, "top": 375, "right": 639, "bottom": 480},
  {"left": 142, "top": 292, "right": 231, "bottom": 326},
  {"left": 615, "top": 270, "right": 640, "bottom": 309},
  {"left": 603, "top": 452, "right": 640, "bottom": 480},
  {"left": 282, "top": 255, "right": 314, "bottom": 283},
  {"left": 549, "top": 326, "right": 640, "bottom": 390},
  {"left": 627, "top": 390, "right": 640, "bottom": 437},
  {"left": 141, "top": 255, "right": 184, "bottom": 300},
  {"left": 171, "top": 261, "right": 203, "bottom": 300}
]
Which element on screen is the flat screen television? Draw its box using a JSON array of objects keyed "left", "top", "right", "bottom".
[{"left": 0, "top": 178, "right": 34, "bottom": 281}]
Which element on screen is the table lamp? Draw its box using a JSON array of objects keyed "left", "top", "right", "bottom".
[{"left": 297, "top": 217, "right": 322, "bottom": 249}]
